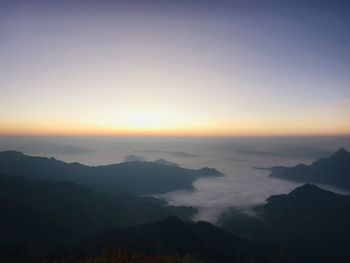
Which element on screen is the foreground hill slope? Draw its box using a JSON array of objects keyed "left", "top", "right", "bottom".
[
  {"left": 77, "top": 249, "right": 202, "bottom": 263},
  {"left": 0, "top": 151, "right": 223, "bottom": 195},
  {"left": 0, "top": 174, "right": 267, "bottom": 263},
  {"left": 83, "top": 217, "right": 267, "bottom": 263},
  {"left": 0, "top": 174, "right": 196, "bottom": 262}
]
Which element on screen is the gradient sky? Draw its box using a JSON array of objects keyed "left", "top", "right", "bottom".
[{"left": 1, "top": 0, "right": 350, "bottom": 136}]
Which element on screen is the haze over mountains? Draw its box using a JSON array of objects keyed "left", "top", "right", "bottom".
[
  {"left": 1, "top": 136, "right": 349, "bottom": 222},
  {"left": 0, "top": 149, "right": 350, "bottom": 263}
]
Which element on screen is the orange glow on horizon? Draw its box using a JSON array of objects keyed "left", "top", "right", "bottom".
[{"left": 1, "top": 121, "right": 350, "bottom": 137}]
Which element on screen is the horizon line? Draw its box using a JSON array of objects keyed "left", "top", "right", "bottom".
[{"left": 1, "top": 133, "right": 350, "bottom": 138}]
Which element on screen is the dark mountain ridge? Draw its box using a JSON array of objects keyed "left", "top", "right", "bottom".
[
  {"left": 0, "top": 174, "right": 265, "bottom": 263},
  {"left": 0, "top": 174, "right": 196, "bottom": 262},
  {"left": 268, "top": 148, "right": 350, "bottom": 190},
  {"left": 0, "top": 151, "right": 223, "bottom": 195},
  {"left": 220, "top": 184, "right": 350, "bottom": 262}
]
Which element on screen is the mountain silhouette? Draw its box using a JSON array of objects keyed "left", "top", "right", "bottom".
[
  {"left": 0, "top": 173, "right": 266, "bottom": 263},
  {"left": 269, "top": 148, "right": 350, "bottom": 190},
  {"left": 220, "top": 184, "right": 350, "bottom": 262},
  {"left": 0, "top": 174, "right": 196, "bottom": 262},
  {"left": 0, "top": 151, "right": 223, "bottom": 195}
]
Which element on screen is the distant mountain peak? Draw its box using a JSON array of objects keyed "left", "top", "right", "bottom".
[
  {"left": 289, "top": 183, "right": 321, "bottom": 194},
  {"left": 331, "top": 148, "right": 349, "bottom": 157},
  {"left": 287, "top": 184, "right": 339, "bottom": 202},
  {"left": 267, "top": 184, "right": 324, "bottom": 203},
  {"left": 325, "top": 147, "right": 350, "bottom": 164},
  {"left": 269, "top": 147, "right": 350, "bottom": 190}
]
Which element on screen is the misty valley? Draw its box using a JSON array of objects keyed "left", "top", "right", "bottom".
[{"left": 0, "top": 137, "right": 350, "bottom": 263}]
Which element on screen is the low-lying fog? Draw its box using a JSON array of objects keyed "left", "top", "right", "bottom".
[{"left": 1, "top": 136, "right": 349, "bottom": 223}]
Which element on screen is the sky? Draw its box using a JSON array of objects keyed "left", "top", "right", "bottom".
[{"left": 1, "top": 0, "right": 350, "bottom": 136}]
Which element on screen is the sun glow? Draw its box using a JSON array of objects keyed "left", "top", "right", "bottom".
[
  {"left": 122, "top": 111, "right": 171, "bottom": 130},
  {"left": 1, "top": 2, "right": 349, "bottom": 137}
]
